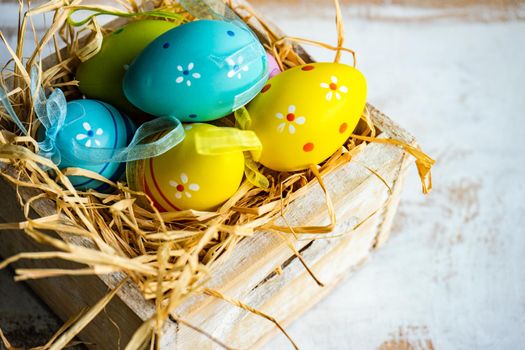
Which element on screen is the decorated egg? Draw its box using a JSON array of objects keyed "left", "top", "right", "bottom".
[
  {"left": 266, "top": 51, "right": 281, "bottom": 78},
  {"left": 246, "top": 62, "right": 367, "bottom": 172},
  {"left": 123, "top": 19, "right": 268, "bottom": 122},
  {"left": 40, "top": 99, "right": 135, "bottom": 191},
  {"left": 76, "top": 20, "right": 178, "bottom": 115},
  {"left": 128, "top": 123, "right": 246, "bottom": 211}
]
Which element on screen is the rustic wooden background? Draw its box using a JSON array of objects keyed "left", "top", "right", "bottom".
[{"left": 1, "top": 0, "right": 525, "bottom": 349}]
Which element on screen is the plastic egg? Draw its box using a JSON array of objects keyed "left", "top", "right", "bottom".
[
  {"left": 41, "top": 99, "right": 135, "bottom": 191},
  {"left": 246, "top": 62, "right": 367, "bottom": 172},
  {"left": 128, "top": 123, "right": 245, "bottom": 211},
  {"left": 266, "top": 51, "right": 281, "bottom": 78},
  {"left": 123, "top": 19, "right": 268, "bottom": 122},
  {"left": 76, "top": 20, "right": 178, "bottom": 115}
]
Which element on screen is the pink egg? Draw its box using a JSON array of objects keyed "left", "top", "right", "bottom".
[{"left": 266, "top": 51, "right": 282, "bottom": 78}]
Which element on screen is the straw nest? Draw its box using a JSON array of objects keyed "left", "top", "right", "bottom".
[{"left": 0, "top": 0, "right": 434, "bottom": 349}]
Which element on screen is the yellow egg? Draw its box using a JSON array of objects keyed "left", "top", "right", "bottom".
[
  {"left": 246, "top": 62, "right": 367, "bottom": 172},
  {"left": 128, "top": 123, "right": 245, "bottom": 211}
]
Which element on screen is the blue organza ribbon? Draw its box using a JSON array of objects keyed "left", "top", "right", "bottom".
[
  {"left": 30, "top": 67, "right": 68, "bottom": 165},
  {"left": 0, "top": 66, "right": 185, "bottom": 166},
  {"left": 0, "top": 85, "right": 29, "bottom": 136},
  {"left": 69, "top": 114, "right": 185, "bottom": 164}
]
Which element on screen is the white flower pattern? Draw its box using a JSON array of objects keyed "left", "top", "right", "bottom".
[
  {"left": 75, "top": 122, "right": 103, "bottom": 148},
  {"left": 226, "top": 56, "right": 249, "bottom": 79},
  {"left": 275, "top": 105, "right": 306, "bottom": 135},
  {"left": 320, "top": 76, "right": 348, "bottom": 101},
  {"left": 176, "top": 63, "right": 201, "bottom": 87},
  {"left": 169, "top": 173, "right": 200, "bottom": 199}
]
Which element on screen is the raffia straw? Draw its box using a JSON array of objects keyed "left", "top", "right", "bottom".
[
  {"left": 104, "top": 308, "right": 123, "bottom": 350},
  {"left": 361, "top": 105, "right": 377, "bottom": 138},
  {"left": 353, "top": 160, "right": 393, "bottom": 194},
  {"left": 124, "top": 318, "right": 155, "bottom": 350},
  {"left": 170, "top": 316, "right": 235, "bottom": 350},
  {"left": 351, "top": 134, "right": 435, "bottom": 194},
  {"left": 204, "top": 288, "right": 299, "bottom": 350},
  {"left": 47, "top": 279, "right": 125, "bottom": 350},
  {"left": 264, "top": 165, "right": 336, "bottom": 234},
  {"left": 0, "top": 328, "right": 16, "bottom": 350},
  {"left": 32, "top": 307, "right": 86, "bottom": 350},
  {"left": 272, "top": 36, "right": 356, "bottom": 71},
  {"left": 333, "top": 0, "right": 344, "bottom": 63},
  {"left": 275, "top": 230, "right": 325, "bottom": 287}
]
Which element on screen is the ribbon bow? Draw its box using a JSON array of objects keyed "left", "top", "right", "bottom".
[
  {"left": 0, "top": 85, "right": 29, "bottom": 136},
  {"left": 30, "top": 67, "right": 68, "bottom": 165},
  {"left": 0, "top": 66, "right": 186, "bottom": 168}
]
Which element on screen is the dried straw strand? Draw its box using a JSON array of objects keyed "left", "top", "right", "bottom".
[
  {"left": 48, "top": 279, "right": 125, "bottom": 350},
  {"left": 0, "top": 328, "right": 16, "bottom": 350},
  {"left": 204, "top": 288, "right": 299, "bottom": 350}
]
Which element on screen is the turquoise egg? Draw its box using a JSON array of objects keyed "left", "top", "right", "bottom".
[
  {"left": 123, "top": 20, "right": 268, "bottom": 122},
  {"left": 40, "top": 99, "right": 135, "bottom": 191}
]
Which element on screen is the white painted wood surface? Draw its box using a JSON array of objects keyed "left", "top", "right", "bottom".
[{"left": 1, "top": 2, "right": 524, "bottom": 350}]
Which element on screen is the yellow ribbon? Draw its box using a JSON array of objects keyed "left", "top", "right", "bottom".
[
  {"left": 244, "top": 157, "right": 270, "bottom": 189},
  {"left": 194, "top": 127, "right": 262, "bottom": 157},
  {"left": 193, "top": 123, "right": 269, "bottom": 189},
  {"left": 234, "top": 106, "right": 252, "bottom": 130}
]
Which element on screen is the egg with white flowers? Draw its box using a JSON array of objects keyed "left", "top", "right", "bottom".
[
  {"left": 38, "top": 99, "right": 135, "bottom": 192},
  {"left": 246, "top": 62, "right": 367, "bottom": 172},
  {"left": 127, "top": 123, "right": 247, "bottom": 211},
  {"left": 123, "top": 19, "right": 268, "bottom": 122}
]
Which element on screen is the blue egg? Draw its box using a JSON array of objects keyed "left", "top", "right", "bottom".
[
  {"left": 41, "top": 99, "right": 135, "bottom": 191},
  {"left": 123, "top": 20, "right": 268, "bottom": 122}
]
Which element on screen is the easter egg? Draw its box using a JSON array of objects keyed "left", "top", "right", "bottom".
[
  {"left": 246, "top": 62, "right": 367, "bottom": 172},
  {"left": 266, "top": 51, "right": 281, "bottom": 78},
  {"left": 40, "top": 99, "right": 135, "bottom": 191},
  {"left": 128, "top": 123, "right": 245, "bottom": 211},
  {"left": 76, "top": 20, "right": 178, "bottom": 115},
  {"left": 123, "top": 20, "right": 268, "bottom": 122}
]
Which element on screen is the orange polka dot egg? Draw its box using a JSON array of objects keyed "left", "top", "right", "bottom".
[{"left": 246, "top": 62, "right": 367, "bottom": 172}]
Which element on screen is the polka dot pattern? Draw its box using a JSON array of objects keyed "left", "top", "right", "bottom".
[
  {"left": 339, "top": 122, "right": 348, "bottom": 133},
  {"left": 227, "top": 30, "right": 235, "bottom": 37},
  {"left": 301, "top": 65, "right": 315, "bottom": 71},
  {"left": 163, "top": 42, "right": 170, "bottom": 49},
  {"left": 261, "top": 84, "right": 271, "bottom": 93},
  {"left": 303, "top": 142, "right": 314, "bottom": 152}
]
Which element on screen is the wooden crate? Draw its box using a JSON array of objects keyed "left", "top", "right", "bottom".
[{"left": 0, "top": 1, "right": 416, "bottom": 349}]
